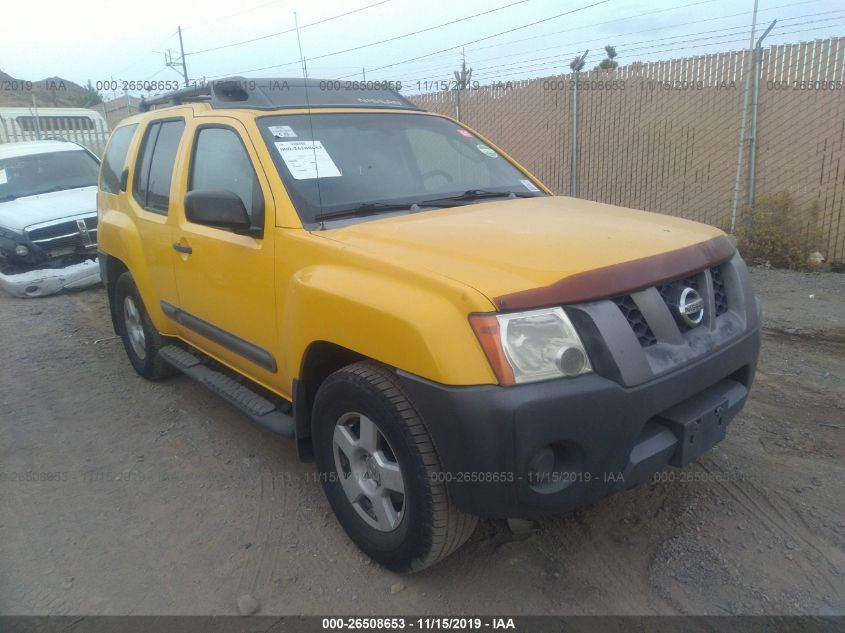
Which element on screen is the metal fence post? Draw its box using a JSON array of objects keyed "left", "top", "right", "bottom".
[
  {"left": 453, "top": 86, "right": 460, "bottom": 121},
  {"left": 747, "top": 20, "right": 776, "bottom": 206},
  {"left": 570, "top": 70, "right": 578, "bottom": 197},
  {"left": 729, "top": 0, "right": 760, "bottom": 233},
  {"left": 31, "top": 95, "right": 43, "bottom": 140},
  {"left": 569, "top": 49, "right": 588, "bottom": 198}
]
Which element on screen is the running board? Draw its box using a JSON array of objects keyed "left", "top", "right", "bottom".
[{"left": 158, "top": 345, "right": 295, "bottom": 438}]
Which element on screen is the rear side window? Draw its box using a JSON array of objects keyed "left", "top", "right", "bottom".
[
  {"left": 100, "top": 124, "right": 137, "bottom": 194},
  {"left": 189, "top": 127, "right": 264, "bottom": 227},
  {"left": 132, "top": 119, "right": 184, "bottom": 214}
]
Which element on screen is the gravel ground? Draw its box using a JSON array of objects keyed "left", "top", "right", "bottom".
[{"left": 0, "top": 267, "right": 843, "bottom": 616}]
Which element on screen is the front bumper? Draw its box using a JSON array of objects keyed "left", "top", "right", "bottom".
[
  {"left": 399, "top": 323, "right": 760, "bottom": 519},
  {"left": 0, "top": 258, "right": 101, "bottom": 298}
]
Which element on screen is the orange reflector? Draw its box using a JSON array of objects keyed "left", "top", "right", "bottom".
[{"left": 469, "top": 314, "right": 515, "bottom": 386}]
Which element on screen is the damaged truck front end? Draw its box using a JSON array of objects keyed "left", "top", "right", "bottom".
[
  {"left": 0, "top": 140, "right": 103, "bottom": 297},
  {"left": 0, "top": 215, "right": 100, "bottom": 297}
]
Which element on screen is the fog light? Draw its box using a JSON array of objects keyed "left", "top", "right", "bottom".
[
  {"left": 555, "top": 346, "right": 587, "bottom": 376},
  {"left": 15, "top": 244, "right": 29, "bottom": 257},
  {"left": 527, "top": 442, "right": 586, "bottom": 493},
  {"left": 529, "top": 447, "right": 554, "bottom": 474},
  {"left": 528, "top": 446, "right": 555, "bottom": 488}
]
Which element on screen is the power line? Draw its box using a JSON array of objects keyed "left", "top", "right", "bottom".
[
  {"left": 110, "top": 30, "right": 178, "bottom": 79},
  {"left": 392, "top": 0, "right": 826, "bottom": 82},
  {"left": 393, "top": 10, "right": 842, "bottom": 86},
  {"left": 182, "top": 0, "right": 289, "bottom": 32},
  {"left": 359, "top": 0, "right": 734, "bottom": 79},
  {"left": 187, "top": 0, "right": 392, "bottom": 56},
  {"left": 401, "top": 17, "right": 756, "bottom": 82},
  {"left": 462, "top": 20, "right": 845, "bottom": 84},
  {"left": 206, "top": 0, "right": 534, "bottom": 78},
  {"left": 339, "top": 0, "right": 614, "bottom": 77},
  {"left": 301, "top": 0, "right": 532, "bottom": 63},
  {"left": 456, "top": 0, "right": 726, "bottom": 57}
]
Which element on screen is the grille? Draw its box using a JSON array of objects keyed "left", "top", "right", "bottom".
[
  {"left": 612, "top": 295, "right": 657, "bottom": 347},
  {"left": 711, "top": 265, "right": 728, "bottom": 316},
  {"left": 612, "top": 266, "right": 730, "bottom": 347},
  {"left": 27, "top": 220, "right": 79, "bottom": 242},
  {"left": 26, "top": 217, "right": 97, "bottom": 252}
]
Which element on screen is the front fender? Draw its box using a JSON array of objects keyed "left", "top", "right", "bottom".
[{"left": 282, "top": 264, "right": 497, "bottom": 386}]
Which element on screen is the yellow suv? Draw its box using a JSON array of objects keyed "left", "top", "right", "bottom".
[{"left": 97, "top": 78, "right": 761, "bottom": 571}]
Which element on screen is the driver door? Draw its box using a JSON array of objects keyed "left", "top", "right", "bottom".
[{"left": 168, "top": 118, "right": 279, "bottom": 388}]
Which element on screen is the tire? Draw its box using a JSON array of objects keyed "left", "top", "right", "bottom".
[
  {"left": 114, "top": 272, "right": 176, "bottom": 380},
  {"left": 313, "top": 360, "right": 477, "bottom": 572}
]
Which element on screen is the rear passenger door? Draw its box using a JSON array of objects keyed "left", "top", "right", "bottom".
[
  {"left": 126, "top": 115, "right": 188, "bottom": 311},
  {"left": 98, "top": 122, "right": 138, "bottom": 245},
  {"left": 169, "top": 119, "right": 278, "bottom": 385}
]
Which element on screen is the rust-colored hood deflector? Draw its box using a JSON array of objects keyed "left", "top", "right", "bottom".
[{"left": 493, "top": 235, "right": 736, "bottom": 310}]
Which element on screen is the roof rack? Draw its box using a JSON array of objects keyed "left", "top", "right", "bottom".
[
  {"left": 138, "top": 77, "right": 421, "bottom": 113},
  {"left": 138, "top": 85, "right": 211, "bottom": 112}
]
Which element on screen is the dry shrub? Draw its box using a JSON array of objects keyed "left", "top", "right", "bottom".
[{"left": 735, "top": 192, "right": 825, "bottom": 270}]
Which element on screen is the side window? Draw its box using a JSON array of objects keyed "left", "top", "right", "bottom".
[
  {"left": 189, "top": 127, "right": 264, "bottom": 227},
  {"left": 132, "top": 119, "right": 185, "bottom": 214},
  {"left": 100, "top": 124, "right": 137, "bottom": 194},
  {"left": 132, "top": 122, "right": 159, "bottom": 207}
]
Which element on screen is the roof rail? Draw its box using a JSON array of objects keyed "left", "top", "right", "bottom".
[
  {"left": 137, "top": 77, "right": 421, "bottom": 113},
  {"left": 138, "top": 84, "right": 212, "bottom": 112}
]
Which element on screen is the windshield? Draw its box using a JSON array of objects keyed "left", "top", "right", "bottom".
[
  {"left": 258, "top": 112, "right": 545, "bottom": 225},
  {"left": 0, "top": 149, "right": 100, "bottom": 202}
]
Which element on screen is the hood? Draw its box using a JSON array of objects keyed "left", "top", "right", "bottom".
[
  {"left": 0, "top": 186, "right": 97, "bottom": 233},
  {"left": 319, "top": 196, "right": 730, "bottom": 308}
]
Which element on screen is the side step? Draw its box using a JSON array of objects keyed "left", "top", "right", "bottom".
[{"left": 158, "top": 345, "right": 295, "bottom": 438}]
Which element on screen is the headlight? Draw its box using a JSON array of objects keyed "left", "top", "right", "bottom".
[
  {"left": 15, "top": 244, "right": 29, "bottom": 257},
  {"left": 470, "top": 307, "right": 592, "bottom": 385}
]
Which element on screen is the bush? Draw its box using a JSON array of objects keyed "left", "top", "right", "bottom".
[{"left": 735, "top": 192, "right": 825, "bottom": 270}]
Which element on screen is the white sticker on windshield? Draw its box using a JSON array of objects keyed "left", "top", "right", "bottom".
[
  {"left": 275, "top": 141, "right": 341, "bottom": 179},
  {"left": 520, "top": 179, "right": 540, "bottom": 192},
  {"left": 269, "top": 125, "right": 297, "bottom": 138},
  {"left": 0, "top": 169, "right": 7, "bottom": 184}
]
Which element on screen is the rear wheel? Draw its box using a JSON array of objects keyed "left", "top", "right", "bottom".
[
  {"left": 313, "top": 361, "right": 477, "bottom": 572},
  {"left": 114, "top": 272, "right": 175, "bottom": 380}
]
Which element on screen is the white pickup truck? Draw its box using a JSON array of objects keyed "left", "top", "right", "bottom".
[{"left": 0, "top": 140, "right": 102, "bottom": 297}]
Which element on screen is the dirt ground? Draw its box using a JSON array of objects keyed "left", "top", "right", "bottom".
[{"left": 0, "top": 267, "right": 843, "bottom": 616}]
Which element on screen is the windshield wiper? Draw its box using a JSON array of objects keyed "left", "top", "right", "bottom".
[
  {"left": 314, "top": 201, "right": 418, "bottom": 224},
  {"left": 418, "top": 189, "right": 539, "bottom": 207}
]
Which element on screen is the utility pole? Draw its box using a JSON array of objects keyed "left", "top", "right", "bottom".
[
  {"left": 362, "top": 68, "right": 366, "bottom": 81},
  {"left": 452, "top": 48, "right": 472, "bottom": 120},
  {"left": 165, "top": 28, "right": 190, "bottom": 87},
  {"left": 178, "top": 27, "right": 189, "bottom": 86},
  {"left": 729, "top": 0, "right": 760, "bottom": 233},
  {"left": 569, "top": 49, "right": 588, "bottom": 197},
  {"left": 746, "top": 19, "right": 776, "bottom": 206}
]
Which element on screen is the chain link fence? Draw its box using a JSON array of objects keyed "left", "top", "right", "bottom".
[{"left": 412, "top": 37, "right": 845, "bottom": 264}]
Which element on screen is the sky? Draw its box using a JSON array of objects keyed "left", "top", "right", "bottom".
[{"left": 1, "top": 0, "right": 843, "bottom": 98}]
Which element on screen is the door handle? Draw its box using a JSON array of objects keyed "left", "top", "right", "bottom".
[{"left": 172, "top": 242, "right": 193, "bottom": 255}]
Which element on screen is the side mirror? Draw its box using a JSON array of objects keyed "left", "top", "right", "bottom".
[
  {"left": 119, "top": 168, "right": 129, "bottom": 192},
  {"left": 184, "top": 190, "right": 252, "bottom": 232}
]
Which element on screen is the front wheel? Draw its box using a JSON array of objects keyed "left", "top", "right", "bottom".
[{"left": 313, "top": 361, "right": 477, "bottom": 572}]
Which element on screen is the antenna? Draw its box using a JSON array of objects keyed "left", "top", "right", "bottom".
[
  {"left": 293, "top": 11, "right": 324, "bottom": 228},
  {"left": 294, "top": 12, "right": 308, "bottom": 79}
]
